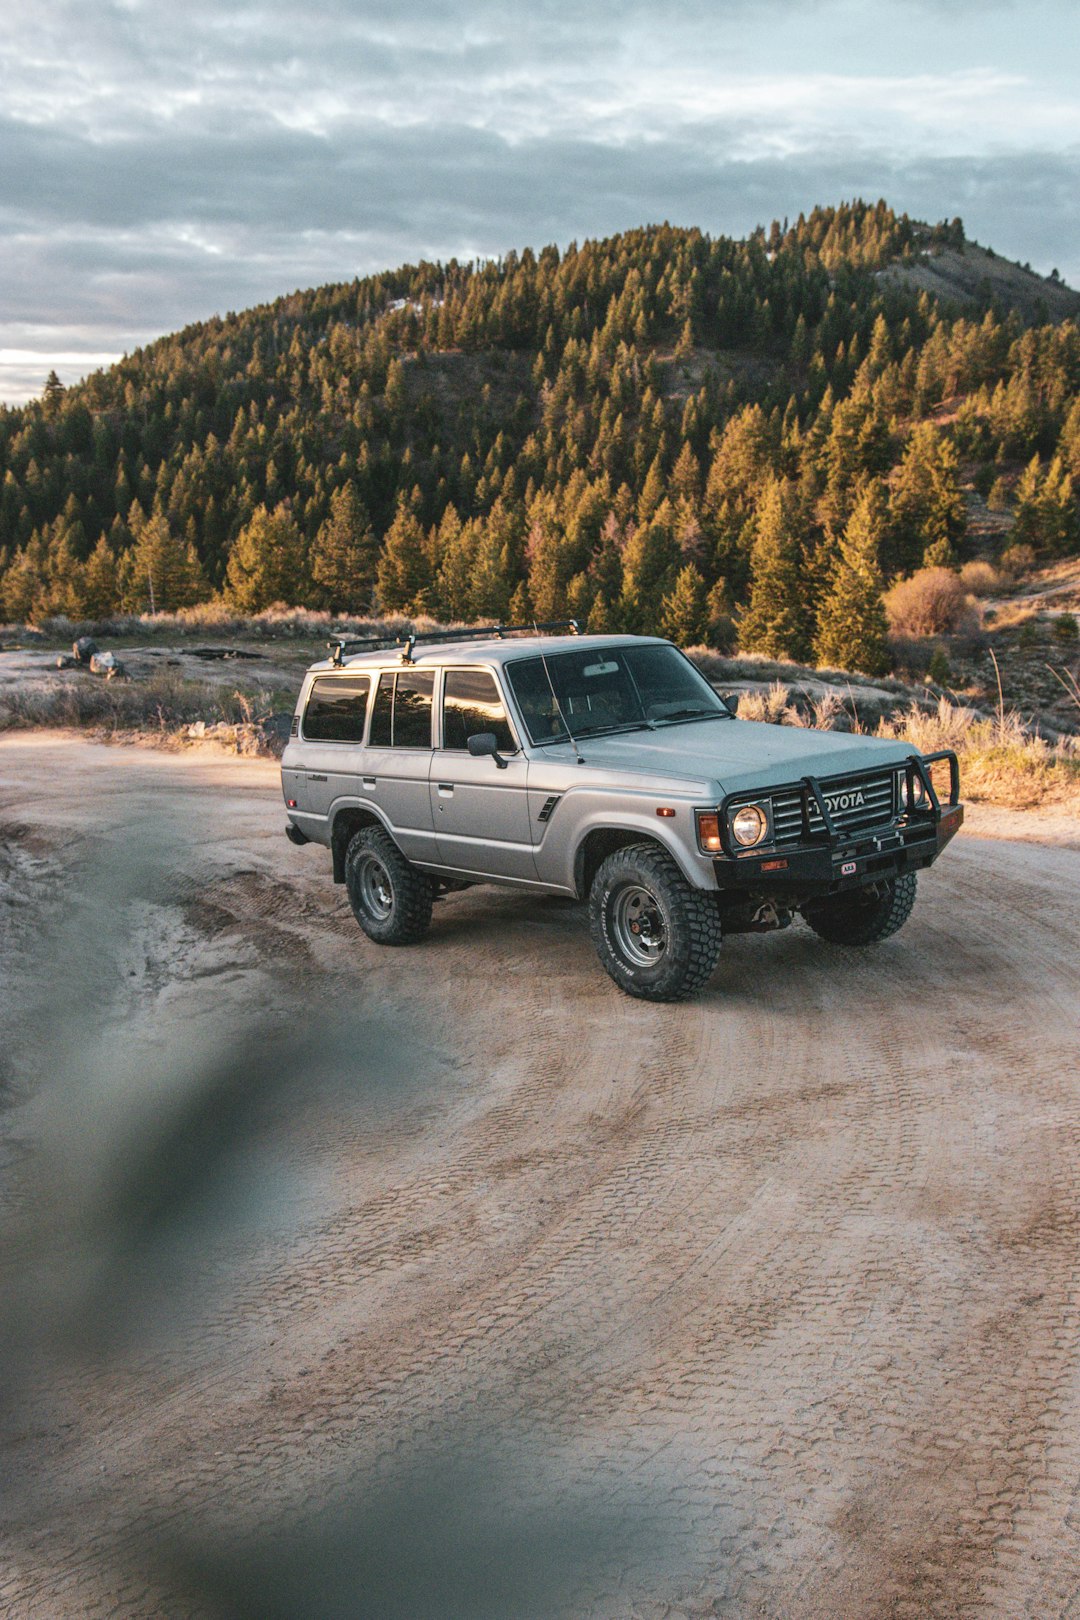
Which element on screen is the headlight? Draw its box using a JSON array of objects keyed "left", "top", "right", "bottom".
[
  {"left": 730, "top": 803, "right": 768, "bottom": 848},
  {"left": 898, "top": 771, "right": 927, "bottom": 810}
]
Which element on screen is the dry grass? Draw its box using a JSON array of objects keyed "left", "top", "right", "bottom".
[
  {"left": 0, "top": 670, "right": 278, "bottom": 753},
  {"left": 878, "top": 697, "right": 1080, "bottom": 809},
  {"left": 2, "top": 607, "right": 479, "bottom": 645},
  {"left": 733, "top": 671, "right": 1080, "bottom": 810}
]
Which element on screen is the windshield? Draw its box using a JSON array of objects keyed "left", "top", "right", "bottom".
[{"left": 505, "top": 643, "right": 730, "bottom": 745}]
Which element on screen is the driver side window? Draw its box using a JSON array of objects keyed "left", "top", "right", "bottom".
[{"left": 442, "top": 669, "right": 516, "bottom": 752}]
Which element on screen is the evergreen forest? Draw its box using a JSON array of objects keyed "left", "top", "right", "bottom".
[{"left": 2, "top": 200, "right": 1079, "bottom": 676}]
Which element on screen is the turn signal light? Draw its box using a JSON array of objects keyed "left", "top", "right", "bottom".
[
  {"left": 696, "top": 811, "right": 722, "bottom": 853},
  {"left": 656, "top": 806, "right": 675, "bottom": 818},
  {"left": 287, "top": 798, "right": 298, "bottom": 808}
]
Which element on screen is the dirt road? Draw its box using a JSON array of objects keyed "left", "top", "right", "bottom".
[{"left": 2, "top": 733, "right": 1079, "bottom": 1617}]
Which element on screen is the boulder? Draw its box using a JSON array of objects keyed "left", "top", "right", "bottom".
[
  {"left": 90, "top": 651, "right": 126, "bottom": 678},
  {"left": 73, "top": 635, "right": 98, "bottom": 665}
]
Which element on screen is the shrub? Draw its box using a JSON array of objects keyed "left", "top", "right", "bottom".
[
  {"left": 883, "top": 568, "right": 978, "bottom": 637},
  {"left": 879, "top": 697, "right": 1080, "bottom": 809},
  {"left": 959, "top": 560, "right": 1002, "bottom": 597},
  {"left": 927, "top": 647, "right": 952, "bottom": 685},
  {"left": 736, "top": 683, "right": 800, "bottom": 725},
  {"left": 1018, "top": 620, "right": 1041, "bottom": 649},
  {"left": 1053, "top": 612, "right": 1079, "bottom": 644},
  {"left": 999, "top": 543, "right": 1037, "bottom": 578}
]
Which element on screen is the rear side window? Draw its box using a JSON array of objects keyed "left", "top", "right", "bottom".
[
  {"left": 302, "top": 676, "right": 370, "bottom": 742},
  {"left": 369, "top": 670, "right": 435, "bottom": 748},
  {"left": 443, "top": 669, "right": 515, "bottom": 752}
]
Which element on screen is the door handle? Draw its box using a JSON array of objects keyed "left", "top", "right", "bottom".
[
  {"left": 437, "top": 783, "right": 455, "bottom": 796},
  {"left": 362, "top": 776, "right": 376, "bottom": 789}
]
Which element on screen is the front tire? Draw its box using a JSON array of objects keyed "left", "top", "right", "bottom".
[
  {"left": 589, "top": 843, "right": 722, "bottom": 1001},
  {"left": 345, "top": 826, "right": 433, "bottom": 946},
  {"left": 802, "top": 872, "right": 917, "bottom": 946}
]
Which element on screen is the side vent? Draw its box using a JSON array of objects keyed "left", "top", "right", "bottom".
[
  {"left": 537, "top": 795, "right": 561, "bottom": 823},
  {"left": 290, "top": 714, "right": 300, "bottom": 736}
]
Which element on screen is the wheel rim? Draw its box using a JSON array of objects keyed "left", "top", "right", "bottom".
[
  {"left": 610, "top": 882, "right": 668, "bottom": 968},
  {"left": 355, "top": 851, "right": 394, "bottom": 920}
]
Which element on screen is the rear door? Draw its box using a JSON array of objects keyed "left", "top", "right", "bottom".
[
  {"left": 362, "top": 669, "right": 438, "bottom": 863},
  {"left": 287, "top": 674, "right": 371, "bottom": 822},
  {"left": 430, "top": 666, "right": 536, "bottom": 880}
]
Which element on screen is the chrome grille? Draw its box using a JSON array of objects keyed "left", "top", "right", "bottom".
[{"left": 770, "top": 770, "right": 896, "bottom": 847}]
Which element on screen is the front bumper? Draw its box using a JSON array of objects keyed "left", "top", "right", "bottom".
[{"left": 711, "top": 750, "right": 963, "bottom": 898}]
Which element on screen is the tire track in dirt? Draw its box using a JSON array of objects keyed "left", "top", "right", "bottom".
[{"left": 2, "top": 736, "right": 1080, "bottom": 1618}]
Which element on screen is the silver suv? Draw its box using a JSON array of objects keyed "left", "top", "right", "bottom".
[{"left": 281, "top": 627, "right": 963, "bottom": 1000}]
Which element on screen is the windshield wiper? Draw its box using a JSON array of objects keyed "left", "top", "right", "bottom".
[
  {"left": 654, "top": 708, "right": 731, "bottom": 725},
  {"left": 572, "top": 719, "right": 656, "bottom": 739}
]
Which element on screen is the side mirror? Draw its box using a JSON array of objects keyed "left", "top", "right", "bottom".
[
  {"left": 720, "top": 692, "right": 740, "bottom": 717},
  {"left": 467, "top": 731, "right": 510, "bottom": 770}
]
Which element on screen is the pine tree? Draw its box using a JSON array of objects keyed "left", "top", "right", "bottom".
[
  {"left": 738, "top": 479, "right": 811, "bottom": 661},
  {"left": 80, "top": 536, "right": 120, "bottom": 619},
  {"left": 310, "top": 483, "right": 378, "bottom": 613},
  {"left": 0, "top": 547, "right": 44, "bottom": 622},
  {"left": 813, "top": 480, "right": 891, "bottom": 675},
  {"left": 660, "top": 563, "right": 708, "bottom": 645},
  {"left": 123, "top": 507, "right": 208, "bottom": 612},
  {"left": 469, "top": 499, "right": 521, "bottom": 622},
  {"left": 42, "top": 370, "right": 66, "bottom": 420},
  {"left": 888, "top": 423, "right": 966, "bottom": 574},
  {"left": 224, "top": 503, "right": 304, "bottom": 612},
  {"left": 1013, "top": 454, "right": 1079, "bottom": 556},
  {"left": 375, "top": 499, "right": 430, "bottom": 613},
  {"left": 435, "top": 509, "right": 481, "bottom": 621},
  {"left": 619, "top": 503, "right": 680, "bottom": 633}
]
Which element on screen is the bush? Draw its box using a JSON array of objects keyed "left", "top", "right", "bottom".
[
  {"left": 1053, "top": 612, "right": 1079, "bottom": 644},
  {"left": 974, "top": 463, "right": 997, "bottom": 498},
  {"left": 883, "top": 568, "right": 979, "bottom": 637},
  {"left": 879, "top": 697, "right": 1080, "bottom": 809},
  {"left": 927, "top": 647, "right": 952, "bottom": 685},
  {"left": 999, "top": 543, "right": 1037, "bottom": 578},
  {"left": 959, "top": 560, "right": 1003, "bottom": 597},
  {"left": 1018, "top": 620, "right": 1041, "bottom": 649}
]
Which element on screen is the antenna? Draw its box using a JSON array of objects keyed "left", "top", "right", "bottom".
[{"left": 535, "top": 624, "right": 584, "bottom": 764}]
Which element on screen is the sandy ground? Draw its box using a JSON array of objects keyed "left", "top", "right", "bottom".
[{"left": 1, "top": 732, "right": 1079, "bottom": 1618}]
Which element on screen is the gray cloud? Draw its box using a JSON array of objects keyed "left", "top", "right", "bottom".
[{"left": 1, "top": 0, "right": 1078, "bottom": 402}]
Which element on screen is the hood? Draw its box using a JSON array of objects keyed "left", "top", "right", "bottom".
[{"left": 559, "top": 717, "right": 918, "bottom": 796}]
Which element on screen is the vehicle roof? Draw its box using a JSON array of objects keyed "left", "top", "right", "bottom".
[{"left": 306, "top": 632, "right": 669, "bottom": 674}]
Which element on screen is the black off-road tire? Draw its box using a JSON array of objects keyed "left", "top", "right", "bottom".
[
  {"left": 802, "top": 872, "right": 917, "bottom": 946},
  {"left": 589, "top": 842, "right": 723, "bottom": 1002},
  {"left": 345, "top": 826, "right": 433, "bottom": 946}
]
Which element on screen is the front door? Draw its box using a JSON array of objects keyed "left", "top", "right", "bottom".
[{"left": 431, "top": 666, "right": 536, "bottom": 880}]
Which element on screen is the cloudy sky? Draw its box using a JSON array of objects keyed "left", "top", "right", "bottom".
[{"left": 2, "top": 0, "right": 1079, "bottom": 403}]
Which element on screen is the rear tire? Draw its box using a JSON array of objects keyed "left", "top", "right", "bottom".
[
  {"left": 345, "top": 827, "right": 433, "bottom": 946},
  {"left": 589, "top": 842, "right": 722, "bottom": 1001},
  {"left": 802, "top": 872, "right": 917, "bottom": 946}
]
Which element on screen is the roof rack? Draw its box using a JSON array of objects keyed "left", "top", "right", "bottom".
[{"left": 327, "top": 620, "right": 580, "bottom": 667}]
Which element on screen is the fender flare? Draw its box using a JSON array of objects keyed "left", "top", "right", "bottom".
[{"left": 330, "top": 801, "right": 396, "bottom": 883}]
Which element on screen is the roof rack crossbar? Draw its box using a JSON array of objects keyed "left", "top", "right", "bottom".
[{"left": 327, "top": 620, "right": 580, "bottom": 666}]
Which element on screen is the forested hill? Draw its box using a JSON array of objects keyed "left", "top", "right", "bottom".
[{"left": 2, "top": 199, "right": 1079, "bottom": 674}]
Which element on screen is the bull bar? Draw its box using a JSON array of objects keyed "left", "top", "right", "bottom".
[{"left": 711, "top": 750, "right": 963, "bottom": 895}]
